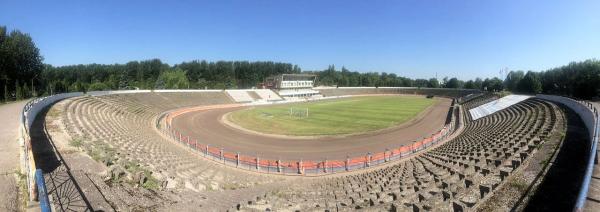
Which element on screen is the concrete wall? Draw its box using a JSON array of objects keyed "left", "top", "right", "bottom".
[{"left": 537, "top": 94, "right": 596, "bottom": 140}]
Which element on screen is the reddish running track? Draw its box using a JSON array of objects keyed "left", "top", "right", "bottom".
[{"left": 170, "top": 97, "right": 452, "bottom": 160}]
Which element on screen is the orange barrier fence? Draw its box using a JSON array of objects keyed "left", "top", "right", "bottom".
[{"left": 159, "top": 101, "right": 458, "bottom": 175}]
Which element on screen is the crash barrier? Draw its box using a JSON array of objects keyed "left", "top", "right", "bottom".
[
  {"left": 161, "top": 104, "right": 458, "bottom": 175},
  {"left": 536, "top": 95, "right": 599, "bottom": 211}
]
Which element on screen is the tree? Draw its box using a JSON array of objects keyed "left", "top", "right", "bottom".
[
  {"left": 89, "top": 81, "right": 109, "bottom": 91},
  {"left": 15, "top": 80, "right": 22, "bottom": 100},
  {"left": 504, "top": 71, "right": 524, "bottom": 92},
  {"left": 473, "top": 78, "right": 483, "bottom": 90},
  {"left": 69, "top": 81, "right": 85, "bottom": 93},
  {"left": 154, "top": 68, "right": 190, "bottom": 89},
  {"left": 482, "top": 77, "right": 504, "bottom": 92},
  {"left": 517, "top": 71, "right": 542, "bottom": 94},
  {"left": 464, "top": 80, "right": 475, "bottom": 89},
  {"left": 0, "top": 26, "right": 43, "bottom": 101},
  {"left": 23, "top": 83, "right": 30, "bottom": 98},
  {"left": 414, "top": 79, "right": 428, "bottom": 88},
  {"left": 445, "top": 78, "right": 461, "bottom": 88},
  {"left": 428, "top": 78, "right": 439, "bottom": 88},
  {"left": 3, "top": 82, "right": 9, "bottom": 102}
]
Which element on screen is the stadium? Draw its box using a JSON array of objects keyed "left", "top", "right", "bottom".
[
  {"left": 13, "top": 74, "right": 598, "bottom": 211},
  {"left": 2, "top": 2, "right": 600, "bottom": 212}
]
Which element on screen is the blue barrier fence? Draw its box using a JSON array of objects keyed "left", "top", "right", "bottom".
[{"left": 35, "top": 169, "right": 51, "bottom": 212}]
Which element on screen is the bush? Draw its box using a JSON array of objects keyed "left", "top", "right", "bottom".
[{"left": 88, "top": 82, "right": 109, "bottom": 91}]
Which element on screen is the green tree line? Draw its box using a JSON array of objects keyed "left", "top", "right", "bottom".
[
  {"left": 503, "top": 60, "right": 600, "bottom": 99},
  {"left": 40, "top": 59, "right": 301, "bottom": 94},
  {"left": 1, "top": 25, "right": 599, "bottom": 102}
]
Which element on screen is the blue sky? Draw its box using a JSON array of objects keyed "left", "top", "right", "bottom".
[{"left": 1, "top": 0, "right": 599, "bottom": 80}]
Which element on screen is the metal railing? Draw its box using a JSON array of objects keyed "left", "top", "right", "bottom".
[{"left": 35, "top": 169, "right": 51, "bottom": 212}]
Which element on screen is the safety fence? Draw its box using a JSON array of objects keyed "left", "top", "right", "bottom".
[
  {"left": 536, "top": 95, "right": 599, "bottom": 211},
  {"left": 160, "top": 106, "right": 457, "bottom": 176}
]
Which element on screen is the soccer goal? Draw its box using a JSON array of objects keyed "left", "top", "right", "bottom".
[{"left": 289, "top": 107, "right": 309, "bottom": 118}]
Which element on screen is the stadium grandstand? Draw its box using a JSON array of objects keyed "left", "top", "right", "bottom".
[
  {"left": 9, "top": 87, "right": 596, "bottom": 211},
  {"left": 264, "top": 74, "right": 321, "bottom": 99}
]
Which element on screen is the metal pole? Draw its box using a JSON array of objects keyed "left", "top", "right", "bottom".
[
  {"left": 256, "top": 156, "right": 260, "bottom": 171},
  {"left": 35, "top": 169, "right": 51, "bottom": 212},
  {"left": 346, "top": 156, "right": 350, "bottom": 171},
  {"left": 220, "top": 148, "right": 224, "bottom": 164},
  {"left": 277, "top": 159, "right": 281, "bottom": 173}
]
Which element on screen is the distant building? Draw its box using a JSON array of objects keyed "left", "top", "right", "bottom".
[{"left": 264, "top": 74, "right": 320, "bottom": 98}]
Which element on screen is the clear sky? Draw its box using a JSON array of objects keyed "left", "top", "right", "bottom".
[{"left": 1, "top": 0, "right": 599, "bottom": 80}]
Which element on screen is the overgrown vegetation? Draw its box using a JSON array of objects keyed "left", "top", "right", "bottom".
[
  {"left": 74, "top": 139, "right": 117, "bottom": 167},
  {"left": 74, "top": 139, "right": 161, "bottom": 190},
  {"left": 69, "top": 138, "right": 83, "bottom": 148},
  {"left": 509, "top": 178, "right": 529, "bottom": 193},
  {"left": 121, "top": 160, "right": 160, "bottom": 190}
]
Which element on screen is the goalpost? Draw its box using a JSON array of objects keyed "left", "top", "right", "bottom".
[{"left": 289, "top": 107, "right": 309, "bottom": 118}]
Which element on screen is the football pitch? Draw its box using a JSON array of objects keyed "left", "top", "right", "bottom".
[{"left": 228, "top": 95, "right": 436, "bottom": 136}]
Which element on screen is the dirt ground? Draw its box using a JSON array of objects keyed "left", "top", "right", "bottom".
[
  {"left": 171, "top": 97, "right": 452, "bottom": 160},
  {"left": 0, "top": 101, "right": 27, "bottom": 212}
]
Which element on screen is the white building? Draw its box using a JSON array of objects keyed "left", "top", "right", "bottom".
[{"left": 265, "top": 74, "right": 320, "bottom": 98}]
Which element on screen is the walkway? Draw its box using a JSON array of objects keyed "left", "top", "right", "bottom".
[{"left": 0, "top": 101, "right": 28, "bottom": 212}]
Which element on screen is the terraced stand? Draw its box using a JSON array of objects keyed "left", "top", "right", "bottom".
[
  {"left": 50, "top": 90, "right": 566, "bottom": 211},
  {"left": 235, "top": 98, "right": 560, "bottom": 211},
  {"left": 61, "top": 92, "right": 276, "bottom": 194},
  {"left": 316, "top": 87, "right": 480, "bottom": 98},
  {"left": 460, "top": 94, "right": 499, "bottom": 124}
]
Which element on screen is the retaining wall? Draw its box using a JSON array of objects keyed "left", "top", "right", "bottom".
[{"left": 536, "top": 94, "right": 599, "bottom": 211}]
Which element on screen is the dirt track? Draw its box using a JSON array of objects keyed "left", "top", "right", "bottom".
[{"left": 171, "top": 98, "right": 451, "bottom": 160}]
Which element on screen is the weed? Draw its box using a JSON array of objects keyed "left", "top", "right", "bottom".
[
  {"left": 142, "top": 176, "right": 160, "bottom": 190},
  {"left": 509, "top": 179, "right": 528, "bottom": 193},
  {"left": 69, "top": 138, "right": 83, "bottom": 148}
]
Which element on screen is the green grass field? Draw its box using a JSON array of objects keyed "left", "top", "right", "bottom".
[{"left": 228, "top": 96, "right": 436, "bottom": 136}]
